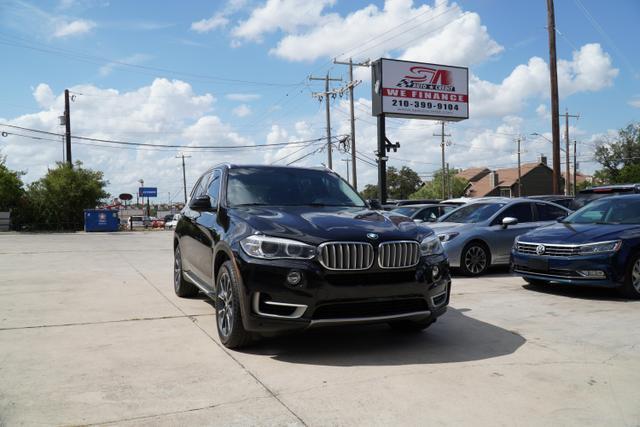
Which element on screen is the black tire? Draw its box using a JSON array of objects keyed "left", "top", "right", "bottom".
[
  {"left": 618, "top": 253, "right": 640, "bottom": 299},
  {"left": 388, "top": 318, "right": 435, "bottom": 332},
  {"left": 524, "top": 278, "right": 550, "bottom": 287},
  {"left": 460, "top": 242, "right": 491, "bottom": 276},
  {"left": 215, "top": 261, "right": 252, "bottom": 348},
  {"left": 174, "top": 245, "right": 199, "bottom": 298}
]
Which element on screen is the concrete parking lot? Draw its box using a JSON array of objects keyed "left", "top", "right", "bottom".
[{"left": 1, "top": 232, "right": 639, "bottom": 426}]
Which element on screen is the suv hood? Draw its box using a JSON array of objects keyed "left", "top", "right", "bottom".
[
  {"left": 519, "top": 222, "right": 640, "bottom": 244},
  {"left": 230, "top": 206, "right": 431, "bottom": 245}
]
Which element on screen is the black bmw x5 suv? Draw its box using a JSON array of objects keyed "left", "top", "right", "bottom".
[{"left": 173, "top": 164, "right": 451, "bottom": 348}]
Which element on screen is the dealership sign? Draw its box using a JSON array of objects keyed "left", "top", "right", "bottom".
[
  {"left": 371, "top": 58, "right": 469, "bottom": 121},
  {"left": 138, "top": 187, "right": 158, "bottom": 197}
]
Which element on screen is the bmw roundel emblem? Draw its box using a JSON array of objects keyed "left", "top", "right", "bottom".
[
  {"left": 536, "top": 244, "right": 546, "bottom": 255},
  {"left": 367, "top": 233, "right": 379, "bottom": 240}
]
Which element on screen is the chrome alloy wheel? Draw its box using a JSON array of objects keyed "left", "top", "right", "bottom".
[
  {"left": 174, "top": 248, "right": 182, "bottom": 292},
  {"left": 465, "top": 246, "right": 487, "bottom": 274},
  {"left": 633, "top": 259, "right": 640, "bottom": 293},
  {"left": 216, "top": 272, "right": 234, "bottom": 338}
]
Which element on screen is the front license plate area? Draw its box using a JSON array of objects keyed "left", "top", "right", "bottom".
[{"left": 527, "top": 257, "right": 549, "bottom": 272}]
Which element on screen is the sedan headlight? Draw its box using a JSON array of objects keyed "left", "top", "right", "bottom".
[
  {"left": 240, "top": 235, "right": 316, "bottom": 260},
  {"left": 438, "top": 232, "right": 459, "bottom": 243},
  {"left": 578, "top": 240, "right": 622, "bottom": 255},
  {"left": 420, "top": 234, "right": 444, "bottom": 256}
]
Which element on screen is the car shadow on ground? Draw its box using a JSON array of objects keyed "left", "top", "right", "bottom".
[
  {"left": 522, "top": 283, "right": 632, "bottom": 302},
  {"left": 242, "top": 307, "right": 525, "bottom": 366}
]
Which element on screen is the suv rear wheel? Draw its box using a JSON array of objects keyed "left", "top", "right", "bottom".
[
  {"left": 215, "top": 261, "right": 252, "bottom": 348},
  {"left": 174, "top": 246, "right": 199, "bottom": 298}
]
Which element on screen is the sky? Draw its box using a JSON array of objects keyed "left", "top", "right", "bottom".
[{"left": 0, "top": 0, "right": 639, "bottom": 202}]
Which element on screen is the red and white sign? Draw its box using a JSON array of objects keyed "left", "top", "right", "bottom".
[{"left": 372, "top": 58, "right": 469, "bottom": 121}]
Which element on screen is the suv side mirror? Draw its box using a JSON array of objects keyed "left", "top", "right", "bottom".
[
  {"left": 367, "top": 199, "right": 382, "bottom": 210},
  {"left": 502, "top": 217, "right": 518, "bottom": 228},
  {"left": 189, "top": 195, "right": 213, "bottom": 211}
]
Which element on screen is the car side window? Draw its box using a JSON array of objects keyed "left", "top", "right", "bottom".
[
  {"left": 494, "top": 203, "right": 534, "bottom": 224},
  {"left": 536, "top": 203, "right": 567, "bottom": 221},
  {"left": 207, "top": 170, "right": 222, "bottom": 207},
  {"left": 416, "top": 207, "right": 436, "bottom": 222},
  {"left": 190, "top": 173, "right": 210, "bottom": 202}
]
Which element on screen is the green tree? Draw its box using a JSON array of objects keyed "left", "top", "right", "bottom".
[
  {"left": 0, "top": 155, "right": 25, "bottom": 211},
  {"left": 410, "top": 168, "right": 468, "bottom": 200},
  {"left": 26, "top": 161, "right": 109, "bottom": 230},
  {"left": 594, "top": 123, "right": 640, "bottom": 183},
  {"left": 359, "top": 166, "right": 423, "bottom": 200}
]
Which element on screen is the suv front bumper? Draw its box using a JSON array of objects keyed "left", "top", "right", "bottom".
[{"left": 233, "top": 251, "right": 451, "bottom": 333}]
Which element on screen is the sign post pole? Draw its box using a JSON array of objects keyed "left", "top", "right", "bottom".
[{"left": 377, "top": 115, "right": 387, "bottom": 204}]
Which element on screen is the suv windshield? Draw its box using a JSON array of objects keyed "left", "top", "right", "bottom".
[
  {"left": 439, "top": 202, "right": 506, "bottom": 223},
  {"left": 565, "top": 197, "right": 640, "bottom": 224},
  {"left": 227, "top": 167, "right": 366, "bottom": 208}
]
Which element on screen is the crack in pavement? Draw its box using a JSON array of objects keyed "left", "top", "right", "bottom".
[
  {"left": 0, "top": 314, "right": 210, "bottom": 332},
  {"left": 120, "top": 254, "right": 309, "bottom": 427}
]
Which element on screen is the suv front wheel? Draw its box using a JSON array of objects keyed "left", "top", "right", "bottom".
[{"left": 215, "top": 261, "right": 252, "bottom": 348}]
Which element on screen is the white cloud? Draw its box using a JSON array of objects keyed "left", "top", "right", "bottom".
[
  {"left": 232, "top": 0, "right": 335, "bottom": 42},
  {"left": 535, "top": 104, "right": 549, "bottom": 120},
  {"left": 33, "top": 84, "right": 56, "bottom": 108},
  {"left": 99, "top": 53, "right": 152, "bottom": 77},
  {"left": 191, "top": 13, "right": 229, "bottom": 33},
  {"left": 628, "top": 96, "right": 640, "bottom": 108},
  {"left": 52, "top": 18, "right": 96, "bottom": 38},
  {"left": 226, "top": 93, "right": 261, "bottom": 101},
  {"left": 469, "top": 43, "right": 618, "bottom": 118},
  {"left": 232, "top": 104, "right": 252, "bottom": 117},
  {"left": 235, "top": 0, "right": 502, "bottom": 66}
]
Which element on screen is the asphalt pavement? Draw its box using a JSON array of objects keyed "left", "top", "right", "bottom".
[{"left": 1, "top": 232, "right": 638, "bottom": 426}]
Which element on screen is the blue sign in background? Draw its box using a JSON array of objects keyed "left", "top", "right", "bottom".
[{"left": 139, "top": 187, "right": 158, "bottom": 197}]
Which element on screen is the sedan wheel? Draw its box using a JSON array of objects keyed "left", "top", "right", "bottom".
[
  {"left": 619, "top": 254, "right": 640, "bottom": 299},
  {"left": 461, "top": 244, "right": 489, "bottom": 276},
  {"left": 632, "top": 259, "right": 640, "bottom": 293}
]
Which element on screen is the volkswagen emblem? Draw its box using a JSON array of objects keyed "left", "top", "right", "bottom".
[
  {"left": 366, "top": 233, "right": 379, "bottom": 240},
  {"left": 536, "top": 244, "right": 546, "bottom": 256}
]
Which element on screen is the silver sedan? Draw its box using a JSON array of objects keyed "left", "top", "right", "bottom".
[{"left": 429, "top": 198, "right": 571, "bottom": 276}]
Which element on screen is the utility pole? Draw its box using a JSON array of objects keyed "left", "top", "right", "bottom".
[
  {"left": 516, "top": 137, "right": 523, "bottom": 196},
  {"left": 573, "top": 140, "right": 578, "bottom": 196},
  {"left": 310, "top": 73, "right": 342, "bottom": 170},
  {"left": 333, "top": 58, "right": 369, "bottom": 190},
  {"left": 176, "top": 154, "right": 191, "bottom": 204},
  {"left": 561, "top": 109, "right": 580, "bottom": 195},
  {"left": 64, "top": 89, "right": 72, "bottom": 166},
  {"left": 433, "top": 121, "right": 451, "bottom": 200},
  {"left": 341, "top": 158, "right": 351, "bottom": 182},
  {"left": 546, "top": 0, "right": 561, "bottom": 194}
]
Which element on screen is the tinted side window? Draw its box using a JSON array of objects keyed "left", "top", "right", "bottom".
[
  {"left": 416, "top": 207, "right": 438, "bottom": 222},
  {"left": 496, "top": 203, "right": 534, "bottom": 223},
  {"left": 207, "top": 170, "right": 222, "bottom": 206},
  {"left": 536, "top": 203, "right": 567, "bottom": 221}
]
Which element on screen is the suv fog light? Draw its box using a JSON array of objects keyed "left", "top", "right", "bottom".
[
  {"left": 286, "top": 270, "right": 303, "bottom": 286},
  {"left": 577, "top": 270, "right": 606, "bottom": 278},
  {"left": 432, "top": 266, "right": 440, "bottom": 280}
]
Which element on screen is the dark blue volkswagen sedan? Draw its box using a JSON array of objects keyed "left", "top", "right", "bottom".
[{"left": 511, "top": 195, "right": 640, "bottom": 298}]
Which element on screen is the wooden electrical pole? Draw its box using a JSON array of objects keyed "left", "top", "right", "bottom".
[
  {"left": 546, "top": 0, "right": 561, "bottom": 194},
  {"left": 573, "top": 140, "right": 578, "bottom": 196},
  {"left": 64, "top": 89, "right": 72, "bottom": 166},
  {"left": 310, "top": 74, "right": 342, "bottom": 170},
  {"left": 176, "top": 153, "right": 191, "bottom": 204},
  {"left": 434, "top": 121, "right": 451, "bottom": 200},
  {"left": 562, "top": 109, "right": 580, "bottom": 195},
  {"left": 333, "top": 58, "right": 369, "bottom": 190}
]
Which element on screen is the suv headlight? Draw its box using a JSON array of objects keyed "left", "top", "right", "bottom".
[
  {"left": 240, "top": 235, "right": 316, "bottom": 260},
  {"left": 438, "top": 232, "right": 459, "bottom": 243},
  {"left": 578, "top": 240, "right": 622, "bottom": 255},
  {"left": 420, "top": 234, "right": 444, "bottom": 256}
]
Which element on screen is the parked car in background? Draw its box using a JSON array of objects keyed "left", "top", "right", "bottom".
[
  {"left": 163, "top": 214, "right": 174, "bottom": 223},
  {"left": 128, "top": 215, "right": 151, "bottom": 230},
  {"left": 571, "top": 184, "right": 640, "bottom": 210},
  {"left": 391, "top": 204, "right": 457, "bottom": 223},
  {"left": 152, "top": 218, "right": 165, "bottom": 228},
  {"left": 441, "top": 197, "right": 472, "bottom": 206},
  {"left": 173, "top": 164, "right": 451, "bottom": 348},
  {"left": 164, "top": 214, "right": 181, "bottom": 230},
  {"left": 512, "top": 195, "right": 640, "bottom": 298},
  {"left": 527, "top": 195, "right": 575, "bottom": 209},
  {"left": 395, "top": 199, "right": 441, "bottom": 206},
  {"left": 430, "top": 198, "right": 571, "bottom": 276}
]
